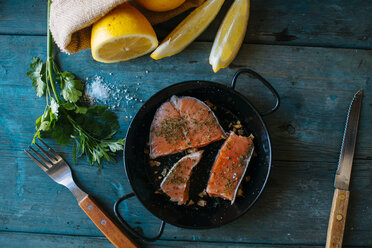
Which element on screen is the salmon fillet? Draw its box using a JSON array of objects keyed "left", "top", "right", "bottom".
[
  {"left": 150, "top": 96, "right": 225, "bottom": 159},
  {"left": 149, "top": 101, "right": 190, "bottom": 159},
  {"left": 206, "top": 132, "right": 254, "bottom": 204},
  {"left": 171, "top": 96, "right": 225, "bottom": 148},
  {"left": 160, "top": 151, "right": 204, "bottom": 205}
]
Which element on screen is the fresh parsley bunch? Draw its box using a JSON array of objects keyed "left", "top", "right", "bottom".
[{"left": 27, "top": 0, "right": 124, "bottom": 167}]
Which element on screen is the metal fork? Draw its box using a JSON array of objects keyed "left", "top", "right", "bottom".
[{"left": 25, "top": 139, "right": 138, "bottom": 248}]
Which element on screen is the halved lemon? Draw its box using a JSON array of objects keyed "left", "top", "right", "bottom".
[
  {"left": 91, "top": 3, "right": 158, "bottom": 63},
  {"left": 151, "top": 0, "right": 225, "bottom": 60},
  {"left": 209, "top": 0, "right": 250, "bottom": 72}
]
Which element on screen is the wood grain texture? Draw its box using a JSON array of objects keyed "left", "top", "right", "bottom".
[
  {"left": 0, "top": 232, "right": 339, "bottom": 248},
  {"left": 78, "top": 195, "right": 138, "bottom": 248},
  {"left": 0, "top": 0, "right": 371, "bottom": 49},
  {"left": 0, "top": 36, "right": 371, "bottom": 247},
  {"left": 326, "top": 189, "right": 350, "bottom": 248}
]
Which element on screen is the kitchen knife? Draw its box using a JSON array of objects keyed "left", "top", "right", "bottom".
[{"left": 326, "top": 89, "right": 363, "bottom": 248}]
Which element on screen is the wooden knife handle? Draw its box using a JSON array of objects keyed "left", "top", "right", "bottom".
[
  {"left": 79, "top": 195, "right": 138, "bottom": 248},
  {"left": 326, "top": 189, "right": 350, "bottom": 248}
]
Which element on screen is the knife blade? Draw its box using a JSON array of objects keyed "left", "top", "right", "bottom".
[
  {"left": 334, "top": 89, "right": 363, "bottom": 190},
  {"left": 326, "top": 89, "right": 363, "bottom": 248}
]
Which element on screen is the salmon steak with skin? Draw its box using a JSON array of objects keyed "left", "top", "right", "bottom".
[
  {"left": 206, "top": 132, "right": 254, "bottom": 204},
  {"left": 150, "top": 96, "right": 225, "bottom": 159},
  {"left": 160, "top": 151, "right": 204, "bottom": 205}
]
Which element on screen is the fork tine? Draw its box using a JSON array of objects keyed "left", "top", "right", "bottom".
[
  {"left": 29, "top": 146, "right": 53, "bottom": 168},
  {"left": 38, "top": 138, "right": 62, "bottom": 160},
  {"left": 34, "top": 142, "right": 57, "bottom": 163},
  {"left": 24, "top": 149, "right": 48, "bottom": 172}
]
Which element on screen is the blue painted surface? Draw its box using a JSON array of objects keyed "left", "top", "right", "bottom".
[{"left": 0, "top": 0, "right": 371, "bottom": 247}]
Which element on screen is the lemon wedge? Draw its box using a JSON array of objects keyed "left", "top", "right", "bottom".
[
  {"left": 209, "top": 0, "right": 250, "bottom": 72},
  {"left": 91, "top": 3, "right": 158, "bottom": 63},
  {"left": 151, "top": 0, "right": 225, "bottom": 60}
]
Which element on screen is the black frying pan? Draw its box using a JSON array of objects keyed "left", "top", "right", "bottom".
[{"left": 114, "top": 69, "right": 280, "bottom": 241}]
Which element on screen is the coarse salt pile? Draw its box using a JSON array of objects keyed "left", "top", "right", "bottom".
[
  {"left": 85, "top": 75, "right": 144, "bottom": 116},
  {"left": 86, "top": 76, "right": 110, "bottom": 104}
]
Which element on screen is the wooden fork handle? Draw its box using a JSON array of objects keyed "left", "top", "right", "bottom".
[
  {"left": 326, "top": 189, "right": 350, "bottom": 248},
  {"left": 79, "top": 195, "right": 138, "bottom": 248}
]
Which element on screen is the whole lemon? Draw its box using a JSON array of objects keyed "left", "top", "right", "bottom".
[{"left": 136, "top": 0, "right": 186, "bottom": 12}]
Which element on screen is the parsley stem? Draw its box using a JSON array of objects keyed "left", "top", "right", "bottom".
[
  {"left": 46, "top": 0, "right": 60, "bottom": 104},
  {"left": 47, "top": 0, "right": 52, "bottom": 61}
]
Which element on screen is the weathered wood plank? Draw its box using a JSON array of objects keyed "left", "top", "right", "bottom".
[
  {"left": 0, "top": 36, "right": 371, "bottom": 246},
  {"left": 1, "top": 231, "right": 340, "bottom": 248},
  {"left": 0, "top": 0, "right": 371, "bottom": 49},
  {"left": 0, "top": 232, "right": 113, "bottom": 248}
]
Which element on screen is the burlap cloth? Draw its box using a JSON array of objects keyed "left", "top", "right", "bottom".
[{"left": 50, "top": 0, "right": 205, "bottom": 54}]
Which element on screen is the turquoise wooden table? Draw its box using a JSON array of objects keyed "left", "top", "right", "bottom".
[{"left": 0, "top": 0, "right": 371, "bottom": 247}]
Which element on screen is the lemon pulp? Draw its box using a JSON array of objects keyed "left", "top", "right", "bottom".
[
  {"left": 151, "top": 0, "right": 225, "bottom": 60},
  {"left": 91, "top": 3, "right": 158, "bottom": 63}
]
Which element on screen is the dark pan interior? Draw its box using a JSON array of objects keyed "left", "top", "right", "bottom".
[{"left": 124, "top": 81, "right": 272, "bottom": 229}]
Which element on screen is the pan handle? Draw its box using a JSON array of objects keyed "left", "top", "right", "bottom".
[
  {"left": 231, "top": 69, "right": 280, "bottom": 116},
  {"left": 113, "top": 193, "right": 166, "bottom": 242}
]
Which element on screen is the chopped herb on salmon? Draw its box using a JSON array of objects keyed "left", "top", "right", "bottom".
[
  {"left": 149, "top": 96, "right": 225, "bottom": 159},
  {"left": 206, "top": 132, "right": 254, "bottom": 204},
  {"left": 160, "top": 151, "right": 204, "bottom": 205}
]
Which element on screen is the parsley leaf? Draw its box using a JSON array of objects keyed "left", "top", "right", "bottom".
[
  {"left": 33, "top": 107, "right": 58, "bottom": 143},
  {"left": 62, "top": 102, "right": 88, "bottom": 114},
  {"left": 105, "top": 140, "right": 125, "bottom": 152},
  {"left": 58, "top": 71, "right": 84, "bottom": 103},
  {"left": 27, "top": 57, "right": 46, "bottom": 97},
  {"left": 51, "top": 110, "right": 73, "bottom": 145}
]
